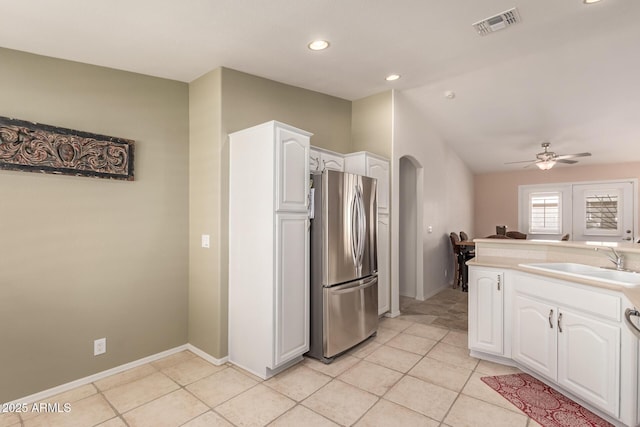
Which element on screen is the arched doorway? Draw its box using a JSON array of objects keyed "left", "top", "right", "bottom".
[{"left": 399, "top": 155, "right": 424, "bottom": 301}]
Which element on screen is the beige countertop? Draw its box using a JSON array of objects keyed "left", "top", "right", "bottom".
[
  {"left": 468, "top": 256, "right": 640, "bottom": 309},
  {"left": 473, "top": 238, "right": 640, "bottom": 252}
]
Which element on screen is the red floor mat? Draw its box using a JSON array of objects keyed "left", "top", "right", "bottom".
[{"left": 480, "top": 373, "right": 614, "bottom": 427}]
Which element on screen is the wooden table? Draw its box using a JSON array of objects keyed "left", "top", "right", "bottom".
[{"left": 455, "top": 240, "right": 476, "bottom": 249}]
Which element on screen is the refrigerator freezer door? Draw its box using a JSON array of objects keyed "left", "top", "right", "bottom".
[
  {"left": 323, "top": 170, "right": 377, "bottom": 287},
  {"left": 323, "top": 275, "right": 378, "bottom": 358}
]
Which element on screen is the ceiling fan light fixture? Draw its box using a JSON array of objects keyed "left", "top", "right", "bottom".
[{"left": 536, "top": 160, "right": 556, "bottom": 170}]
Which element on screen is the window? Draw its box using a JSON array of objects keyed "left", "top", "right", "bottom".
[
  {"left": 529, "top": 192, "right": 561, "bottom": 234},
  {"left": 519, "top": 184, "right": 570, "bottom": 239},
  {"left": 519, "top": 180, "right": 635, "bottom": 242}
]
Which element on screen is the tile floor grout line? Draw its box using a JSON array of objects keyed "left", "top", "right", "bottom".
[{"left": 95, "top": 387, "right": 131, "bottom": 427}]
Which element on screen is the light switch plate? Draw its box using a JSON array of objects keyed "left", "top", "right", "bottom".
[
  {"left": 94, "top": 338, "right": 106, "bottom": 356},
  {"left": 201, "top": 234, "right": 210, "bottom": 248}
]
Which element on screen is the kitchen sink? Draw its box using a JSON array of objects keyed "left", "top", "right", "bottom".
[{"left": 519, "top": 262, "right": 640, "bottom": 288}]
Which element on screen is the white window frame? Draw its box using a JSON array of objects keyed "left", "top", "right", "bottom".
[
  {"left": 582, "top": 188, "right": 622, "bottom": 237},
  {"left": 518, "top": 184, "right": 571, "bottom": 240},
  {"left": 519, "top": 179, "right": 637, "bottom": 242},
  {"left": 528, "top": 191, "right": 562, "bottom": 234}
]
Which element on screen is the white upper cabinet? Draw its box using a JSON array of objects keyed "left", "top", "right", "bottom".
[
  {"left": 276, "top": 126, "right": 310, "bottom": 212},
  {"left": 309, "top": 146, "right": 344, "bottom": 173},
  {"left": 344, "top": 152, "right": 390, "bottom": 214},
  {"left": 366, "top": 156, "right": 389, "bottom": 213},
  {"left": 320, "top": 151, "right": 344, "bottom": 171},
  {"left": 309, "top": 148, "right": 321, "bottom": 173}
]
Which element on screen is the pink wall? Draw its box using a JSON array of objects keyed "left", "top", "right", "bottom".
[{"left": 474, "top": 162, "right": 640, "bottom": 238}]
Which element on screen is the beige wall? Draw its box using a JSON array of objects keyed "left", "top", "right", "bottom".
[
  {"left": 188, "top": 68, "right": 353, "bottom": 359},
  {"left": 0, "top": 48, "right": 190, "bottom": 402},
  {"left": 474, "top": 162, "right": 640, "bottom": 237},
  {"left": 352, "top": 91, "right": 393, "bottom": 158},
  {"left": 188, "top": 69, "right": 226, "bottom": 357},
  {"left": 221, "top": 68, "right": 352, "bottom": 151}
]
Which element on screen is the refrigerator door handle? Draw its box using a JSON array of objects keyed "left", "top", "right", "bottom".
[
  {"left": 329, "top": 275, "right": 377, "bottom": 294},
  {"left": 356, "top": 185, "right": 366, "bottom": 267},
  {"left": 350, "top": 187, "right": 359, "bottom": 266}
]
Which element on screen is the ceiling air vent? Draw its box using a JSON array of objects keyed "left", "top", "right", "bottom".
[{"left": 472, "top": 7, "right": 521, "bottom": 36}]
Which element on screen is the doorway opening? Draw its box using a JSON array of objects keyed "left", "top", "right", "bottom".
[{"left": 399, "top": 155, "right": 424, "bottom": 302}]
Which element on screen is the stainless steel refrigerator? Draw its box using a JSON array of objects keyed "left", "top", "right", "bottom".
[{"left": 307, "top": 170, "right": 378, "bottom": 363}]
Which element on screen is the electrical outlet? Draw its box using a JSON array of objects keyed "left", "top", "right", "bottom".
[
  {"left": 201, "top": 234, "right": 210, "bottom": 249},
  {"left": 444, "top": 269, "right": 448, "bottom": 278},
  {"left": 94, "top": 338, "right": 106, "bottom": 356}
]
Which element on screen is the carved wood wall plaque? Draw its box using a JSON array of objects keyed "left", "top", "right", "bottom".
[{"left": 0, "top": 116, "right": 134, "bottom": 180}]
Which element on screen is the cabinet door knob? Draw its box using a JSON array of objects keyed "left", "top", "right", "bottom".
[
  {"left": 548, "top": 309, "right": 554, "bottom": 329},
  {"left": 558, "top": 312, "right": 563, "bottom": 333}
]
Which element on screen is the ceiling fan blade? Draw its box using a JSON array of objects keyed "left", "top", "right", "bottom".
[
  {"left": 555, "top": 152, "right": 591, "bottom": 160},
  {"left": 504, "top": 159, "right": 536, "bottom": 165},
  {"left": 556, "top": 159, "right": 578, "bottom": 164}
]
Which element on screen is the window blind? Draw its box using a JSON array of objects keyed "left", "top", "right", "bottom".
[{"left": 529, "top": 192, "right": 561, "bottom": 234}]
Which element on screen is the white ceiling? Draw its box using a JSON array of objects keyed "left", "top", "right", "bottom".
[{"left": 2, "top": 0, "right": 639, "bottom": 173}]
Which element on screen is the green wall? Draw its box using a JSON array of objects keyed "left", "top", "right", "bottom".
[
  {"left": 0, "top": 48, "right": 190, "bottom": 403},
  {"left": 352, "top": 91, "right": 393, "bottom": 158},
  {"left": 1, "top": 51, "right": 391, "bottom": 402},
  {"left": 187, "top": 68, "right": 353, "bottom": 358}
]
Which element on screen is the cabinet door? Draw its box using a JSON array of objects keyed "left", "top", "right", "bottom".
[
  {"left": 468, "top": 268, "right": 503, "bottom": 355},
  {"left": 557, "top": 309, "right": 620, "bottom": 416},
  {"left": 274, "top": 213, "right": 309, "bottom": 367},
  {"left": 309, "top": 148, "right": 321, "bottom": 173},
  {"left": 276, "top": 127, "right": 310, "bottom": 212},
  {"left": 512, "top": 293, "right": 557, "bottom": 380},
  {"left": 321, "top": 151, "right": 344, "bottom": 171},
  {"left": 377, "top": 215, "right": 390, "bottom": 315},
  {"left": 366, "top": 156, "right": 389, "bottom": 213}
]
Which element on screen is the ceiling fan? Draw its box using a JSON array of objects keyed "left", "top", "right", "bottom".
[{"left": 505, "top": 142, "right": 592, "bottom": 170}]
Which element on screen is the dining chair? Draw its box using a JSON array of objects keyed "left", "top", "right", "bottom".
[{"left": 449, "top": 232, "right": 462, "bottom": 289}]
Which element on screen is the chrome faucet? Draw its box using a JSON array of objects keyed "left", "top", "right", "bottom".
[{"left": 604, "top": 247, "right": 625, "bottom": 271}]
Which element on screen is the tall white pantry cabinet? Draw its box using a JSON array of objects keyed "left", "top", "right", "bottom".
[{"left": 228, "top": 121, "right": 311, "bottom": 379}]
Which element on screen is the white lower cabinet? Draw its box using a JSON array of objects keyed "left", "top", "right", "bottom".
[
  {"left": 377, "top": 214, "right": 390, "bottom": 315},
  {"left": 512, "top": 275, "right": 621, "bottom": 418},
  {"left": 557, "top": 308, "right": 620, "bottom": 415},
  {"left": 468, "top": 267, "right": 504, "bottom": 355},
  {"left": 274, "top": 213, "right": 310, "bottom": 366},
  {"left": 469, "top": 267, "right": 631, "bottom": 422},
  {"left": 512, "top": 293, "right": 558, "bottom": 379}
]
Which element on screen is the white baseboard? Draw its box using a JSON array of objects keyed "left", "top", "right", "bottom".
[
  {"left": 5, "top": 344, "right": 227, "bottom": 406},
  {"left": 185, "top": 344, "right": 228, "bottom": 366}
]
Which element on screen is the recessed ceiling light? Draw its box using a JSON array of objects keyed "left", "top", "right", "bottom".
[
  {"left": 583, "top": 0, "right": 601, "bottom": 4},
  {"left": 308, "top": 40, "right": 329, "bottom": 51},
  {"left": 385, "top": 74, "right": 401, "bottom": 82}
]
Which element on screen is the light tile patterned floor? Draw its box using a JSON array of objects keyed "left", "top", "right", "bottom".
[{"left": 3, "top": 288, "right": 544, "bottom": 427}]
